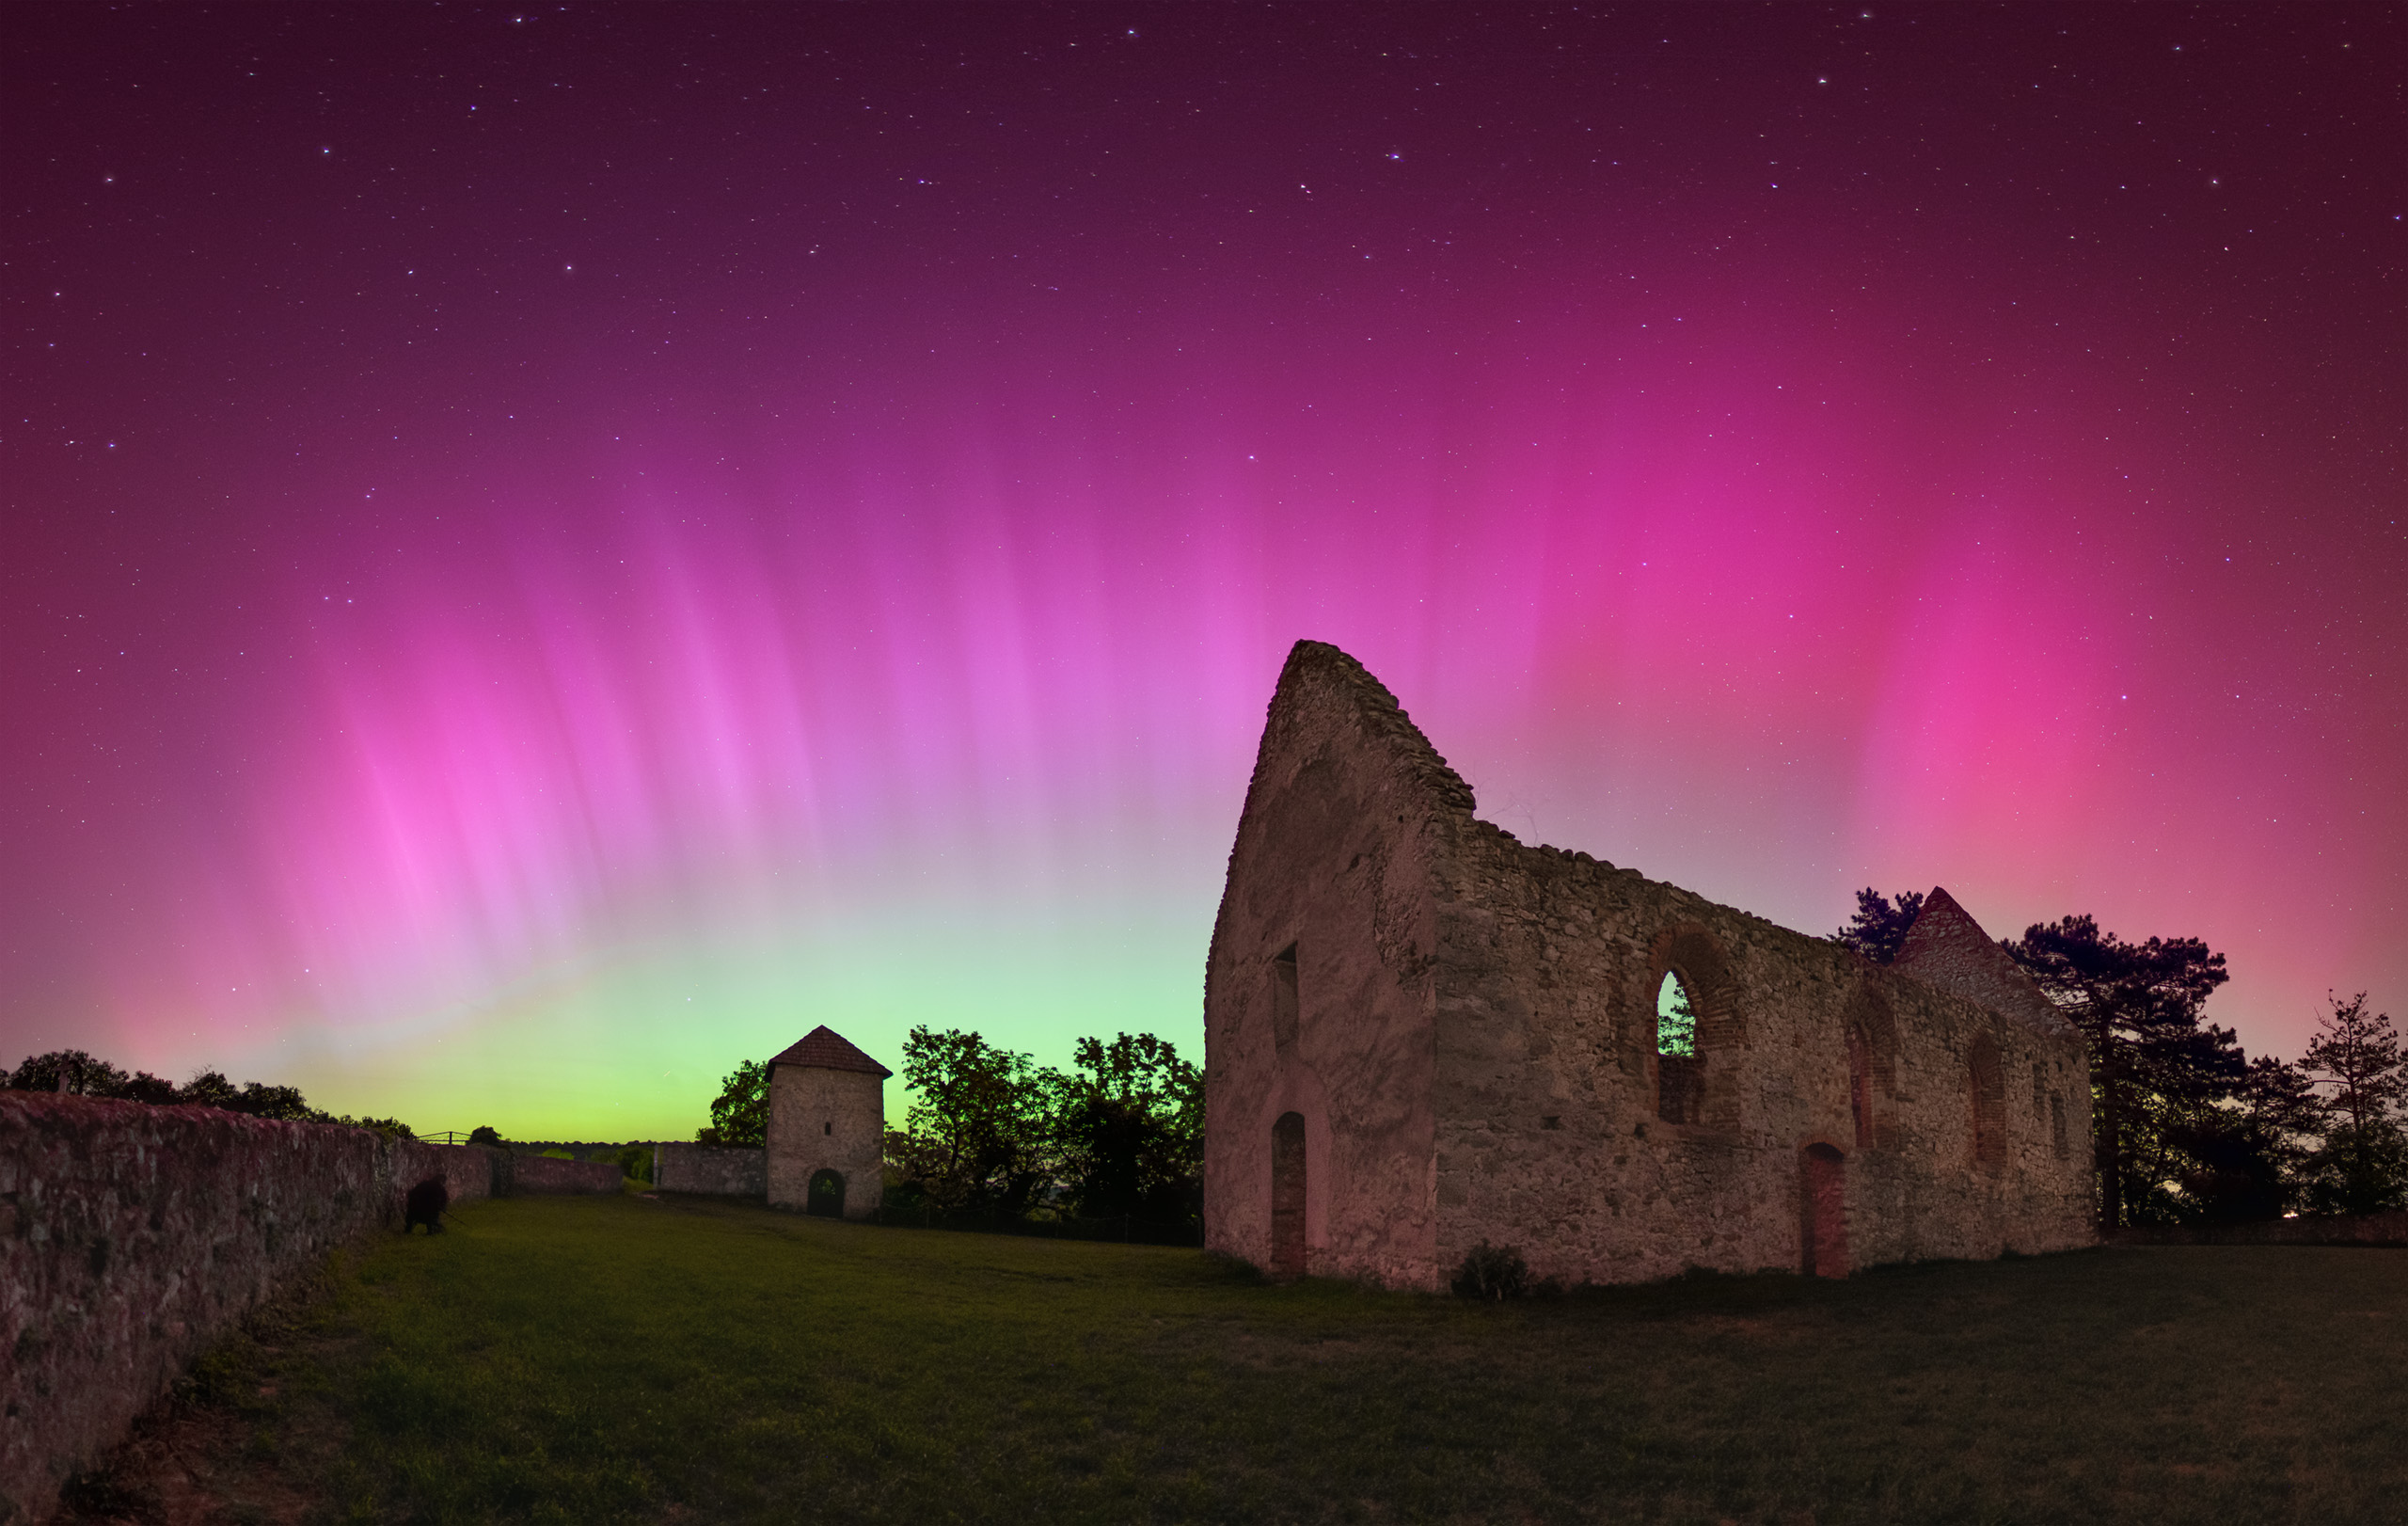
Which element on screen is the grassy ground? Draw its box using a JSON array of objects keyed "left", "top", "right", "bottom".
[{"left": 90, "top": 1193, "right": 2408, "bottom": 1524}]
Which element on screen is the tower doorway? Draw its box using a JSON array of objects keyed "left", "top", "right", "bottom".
[{"left": 807, "top": 1168, "right": 846, "bottom": 1217}]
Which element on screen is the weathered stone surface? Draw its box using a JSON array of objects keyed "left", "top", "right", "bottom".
[
  {"left": 0, "top": 1097, "right": 642, "bottom": 1519},
  {"left": 0, "top": 1097, "right": 495, "bottom": 1521},
  {"left": 1204, "top": 642, "right": 2097, "bottom": 1292},
  {"left": 1893, "top": 886, "right": 2071, "bottom": 1038},
  {"left": 654, "top": 1142, "right": 767, "bottom": 1197},
  {"left": 764, "top": 1027, "right": 888, "bottom": 1220},
  {"left": 507, "top": 1152, "right": 621, "bottom": 1195}
]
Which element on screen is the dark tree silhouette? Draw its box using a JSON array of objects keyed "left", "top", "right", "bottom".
[
  {"left": 696, "top": 1059, "right": 771, "bottom": 1147},
  {"left": 1054, "top": 1031, "right": 1202, "bottom": 1221},
  {"left": 2299, "top": 992, "right": 2407, "bottom": 1215},
  {"left": 2008, "top": 916, "right": 2234, "bottom": 1229},
  {"left": 8, "top": 1049, "right": 408, "bottom": 1134},
  {"left": 1832, "top": 888, "right": 1927, "bottom": 963},
  {"left": 8, "top": 1049, "right": 128, "bottom": 1094},
  {"left": 2167, "top": 1056, "right": 2323, "bottom": 1221},
  {"left": 885, "top": 1026, "right": 1058, "bottom": 1214},
  {"left": 467, "top": 1124, "right": 505, "bottom": 1147}
]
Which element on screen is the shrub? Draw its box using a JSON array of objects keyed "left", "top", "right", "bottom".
[
  {"left": 467, "top": 1125, "right": 503, "bottom": 1147},
  {"left": 1452, "top": 1240, "right": 1534, "bottom": 1300}
]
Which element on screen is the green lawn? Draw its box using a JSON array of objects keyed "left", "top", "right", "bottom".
[{"left": 199, "top": 1194, "right": 2408, "bottom": 1523}]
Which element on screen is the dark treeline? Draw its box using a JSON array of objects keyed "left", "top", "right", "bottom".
[
  {"left": 700, "top": 1027, "right": 1203, "bottom": 1228},
  {"left": 2, "top": 1049, "right": 416, "bottom": 1138},
  {"left": 1840, "top": 890, "right": 2406, "bottom": 1227}
]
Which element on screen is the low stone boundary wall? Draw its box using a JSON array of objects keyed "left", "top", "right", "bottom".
[
  {"left": 0, "top": 1093, "right": 598, "bottom": 1521},
  {"left": 654, "top": 1142, "right": 766, "bottom": 1197},
  {"left": 2111, "top": 1211, "right": 2408, "bottom": 1248},
  {"left": 507, "top": 1152, "right": 622, "bottom": 1194}
]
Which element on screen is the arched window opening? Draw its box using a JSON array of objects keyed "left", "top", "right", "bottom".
[
  {"left": 1846, "top": 1025, "right": 1875, "bottom": 1149},
  {"left": 1656, "top": 971, "right": 1697, "bottom": 1057},
  {"left": 1800, "top": 1144, "right": 1848, "bottom": 1278},
  {"left": 1656, "top": 970, "right": 1703, "bottom": 1124},
  {"left": 1271, "top": 1111, "right": 1307, "bottom": 1279},
  {"left": 806, "top": 1168, "right": 846, "bottom": 1218},
  {"left": 1970, "top": 1038, "right": 2007, "bottom": 1168},
  {"left": 1649, "top": 929, "right": 1735, "bottom": 1128}
]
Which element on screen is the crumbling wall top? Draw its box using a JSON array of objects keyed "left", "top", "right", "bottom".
[{"left": 1266, "top": 642, "right": 1478, "bottom": 818}]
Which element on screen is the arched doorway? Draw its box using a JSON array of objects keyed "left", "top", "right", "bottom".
[
  {"left": 1271, "top": 1111, "right": 1307, "bottom": 1279},
  {"left": 1800, "top": 1144, "right": 1847, "bottom": 1278},
  {"left": 807, "top": 1168, "right": 846, "bottom": 1218}
]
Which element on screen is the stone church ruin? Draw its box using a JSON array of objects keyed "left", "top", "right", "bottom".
[{"left": 1202, "top": 642, "right": 2095, "bottom": 1289}]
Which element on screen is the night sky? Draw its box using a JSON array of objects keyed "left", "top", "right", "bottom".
[{"left": 6, "top": 4, "right": 2400, "bottom": 1139}]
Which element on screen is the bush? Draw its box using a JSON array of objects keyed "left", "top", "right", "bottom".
[
  {"left": 467, "top": 1125, "right": 503, "bottom": 1147},
  {"left": 1452, "top": 1240, "right": 1537, "bottom": 1300}
]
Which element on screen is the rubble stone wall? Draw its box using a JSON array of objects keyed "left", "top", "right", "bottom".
[
  {"left": 0, "top": 1094, "right": 581, "bottom": 1521},
  {"left": 653, "top": 1142, "right": 767, "bottom": 1198},
  {"left": 508, "top": 1152, "right": 622, "bottom": 1195},
  {"left": 1433, "top": 823, "right": 2095, "bottom": 1289}
]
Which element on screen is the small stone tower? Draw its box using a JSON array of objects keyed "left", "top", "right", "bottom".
[{"left": 764, "top": 1025, "right": 891, "bottom": 1219}]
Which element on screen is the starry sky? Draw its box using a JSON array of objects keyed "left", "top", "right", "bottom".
[{"left": 5, "top": 3, "right": 2400, "bottom": 1139}]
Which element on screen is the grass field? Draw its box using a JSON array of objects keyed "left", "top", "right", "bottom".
[{"left": 125, "top": 1193, "right": 2408, "bottom": 1524}]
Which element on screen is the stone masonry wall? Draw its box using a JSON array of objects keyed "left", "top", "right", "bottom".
[
  {"left": 766, "top": 1068, "right": 882, "bottom": 1218},
  {"left": 653, "top": 1142, "right": 767, "bottom": 1198},
  {"left": 0, "top": 1094, "right": 595, "bottom": 1521},
  {"left": 1430, "top": 824, "right": 2094, "bottom": 1289},
  {"left": 1203, "top": 643, "right": 1465, "bottom": 1287},
  {"left": 507, "top": 1152, "right": 622, "bottom": 1195}
]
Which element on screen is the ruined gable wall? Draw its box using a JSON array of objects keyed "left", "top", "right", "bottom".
[
  {"left": 1203, "top": 644, "right": 1472, "bottom": 1286},
  {"left": 1430, "top": 831, "right": 2094, "bottom": 1287}
]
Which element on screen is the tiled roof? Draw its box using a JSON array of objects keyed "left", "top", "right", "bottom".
[{"left": 766, "top": 1025, "right": 894, "bottom": 1078}]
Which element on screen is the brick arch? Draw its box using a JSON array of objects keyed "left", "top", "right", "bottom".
[
  {"left": 1649, "top": 924, "right": 1742, "bottom": 1045},
  {"left": 1646, "top": 924, "right": 1744, "bottom": 1127},
  {"left": 1841, "top": 984, "right": 1899, "bottom": 1150},
  {"left": 1798, "top": 1138, "right": 1850, "bottom": 1278}
]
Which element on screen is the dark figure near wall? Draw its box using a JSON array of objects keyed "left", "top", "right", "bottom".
[{"left": 404, "top": 1174, "right": 450, "bottom": 1234}]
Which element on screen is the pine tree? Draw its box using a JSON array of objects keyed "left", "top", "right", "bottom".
[
  {"left": 2009, "top": 916, "right": 2235, "bottom": 1229},
  {"left": 1831, "top": 888, "right": 1926, "bottom": 963},
  {"left": 2299, "top": 993, "right": 2407, "bottom": 1215}
]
